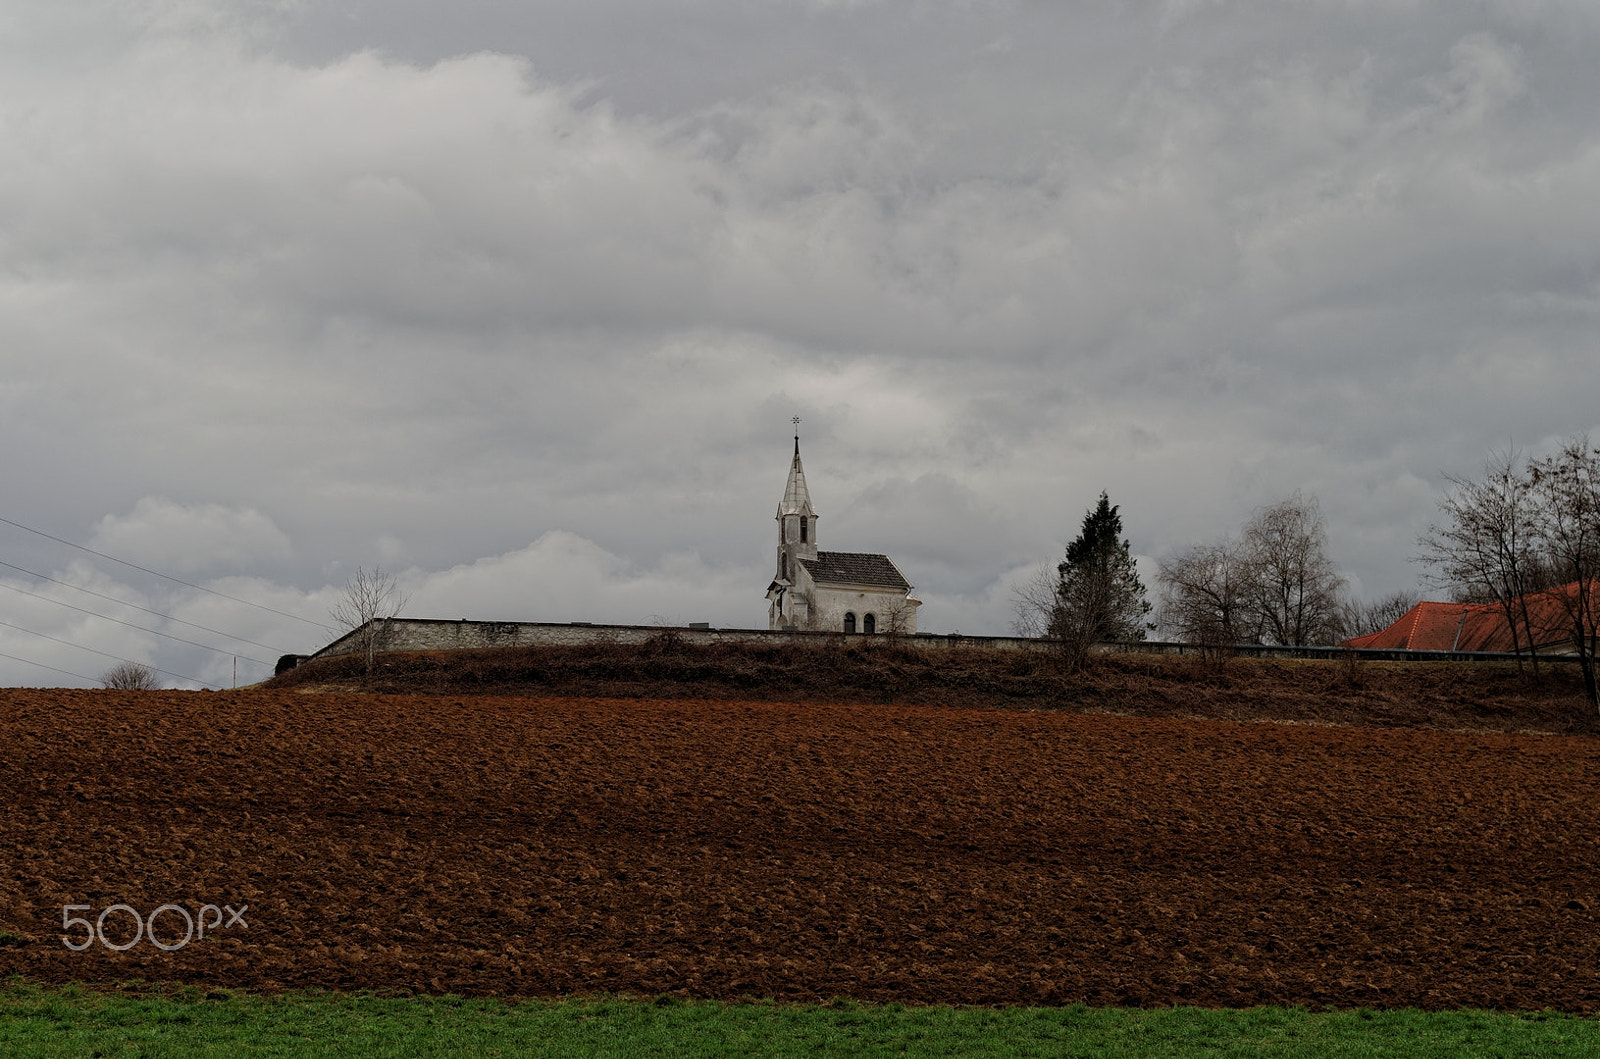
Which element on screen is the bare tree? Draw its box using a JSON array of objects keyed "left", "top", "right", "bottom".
[
  {"left": 879, "top": 595, "right": 917, "bottom": 636},
  {"left": 1240, "top": 493, "right": 1345, "bottom": 646},
  {"left": 330, "top": 566, "right": 410, "bottom": 675},
  {"left": 1156, "top": 538, "right": 1257, "bottom": 650},
  {"left": 1416, "top": 447, "right": 1547, "bottom": 671},
  {"left": 1011, "top": 563, "right": 1060, "bottom": 640},
  {"left": 101, "top": 661, "right": 160, "bottom": 690},
  {"left": 1527, "top": 437, "right": 1600, "bottom": 710},
  {"left": 1333, "top": 591, "right": 1418, "bottom": 642}
]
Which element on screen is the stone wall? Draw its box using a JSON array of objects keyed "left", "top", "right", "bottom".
[
  {"left": 305, "top": 618, "right": 1567, "bottom": 665},
  {"left": 310, "top": 617, "right": 1033, "bottom": 660}
]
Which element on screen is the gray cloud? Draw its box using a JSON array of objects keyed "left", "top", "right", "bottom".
[{"left": 3, "top": 0, "right": 1599, "bottom": 684}]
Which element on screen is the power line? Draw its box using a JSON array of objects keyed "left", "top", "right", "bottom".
[
  {"left": 0, "top": 514, "right": 331, "bottom": 631},
  {"left": 0, "top": 581, "right": 275, "bottom": 668},
  {"left": 0, "top": 559, "right": 288, "bottom": 656},
  {"left": 0, "top": 618, "right": 214, "bottom": 688},
  {"left": 0, "top": 649, "right": 100, "bottom": 686}
]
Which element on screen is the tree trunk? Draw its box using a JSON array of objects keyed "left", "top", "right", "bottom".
[{"left": 1575, "top": 584, "right": 1599, "bottom": 712}]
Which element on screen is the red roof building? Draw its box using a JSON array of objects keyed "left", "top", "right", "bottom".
[{"left": 1342, "top": 583, "right": 1597, "bottom": 654}]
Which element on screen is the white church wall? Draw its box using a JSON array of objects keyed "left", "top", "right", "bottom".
[{"left": 810, "top": 585, "right": 919, "bottom": 635}]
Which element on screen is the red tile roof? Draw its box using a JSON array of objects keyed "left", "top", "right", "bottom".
[{"left": 1342, "top": 582, "right": 1595, "bottom": 652}]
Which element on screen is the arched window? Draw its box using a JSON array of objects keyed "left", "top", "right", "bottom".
[
  {"left": 863, "top": 613, "right": 876, "bottom": 635},
  {"left": 843, "top": 612, "right": 856, "bottom": 634},
  {"left": 800, "top": 518, "right": 808, "bottom": 543},
  {"left": 782, "top": 555, "right": 788, "bottom": 580}
]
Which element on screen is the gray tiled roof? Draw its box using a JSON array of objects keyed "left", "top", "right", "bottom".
[{"left": 798, "top": 551, "right": 911, "bottom": 590}]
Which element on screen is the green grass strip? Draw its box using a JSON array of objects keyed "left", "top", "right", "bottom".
[{"left": 4, "top": 980, "right": 1599, "bottom": 1058}]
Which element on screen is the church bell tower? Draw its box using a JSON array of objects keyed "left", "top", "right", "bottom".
[
  {"left": 768, "top": 425, "right": 818, "bottom": 628},
  {"left": 776, "top": 432, "right": 818, "bottom": 578}
]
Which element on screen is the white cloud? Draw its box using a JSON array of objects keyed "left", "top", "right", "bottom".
[
  {"left": 0, "top": 529, "right": 758, "bottom": 688},
  {"left": 0, "top": 560, "right": 185, "bottom": 687},
  {"left": 89, "top": 497, "right": 293, "bottom": 574},
  {"left": 403, "top": 531, "right": 756, "bottom": 629}
]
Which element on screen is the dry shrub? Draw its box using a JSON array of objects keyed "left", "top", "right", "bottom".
[
  {"left": 1173, "top": 652, "right": 1233, "bottom": 687},
  {"left": 100, "top": 662, "right": 160, "bottom": 690},
  {"left": 1007, "top": 652, "right": 1042, "bottom": 677},
  {"left": 1335, "top": 649, "right": 1366, "bottom": 689}
]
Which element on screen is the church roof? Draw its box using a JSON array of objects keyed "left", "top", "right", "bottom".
[
  {"left": 776, "top": 439, "right": 816, "bottom": 518},
  {"left": 799, "top": 551, "right": 911, "bottom": 591}
]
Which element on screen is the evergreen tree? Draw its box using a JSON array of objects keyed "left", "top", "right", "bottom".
[{"left": 1053, "top": 492, "right": 1152, "bottom": 669}]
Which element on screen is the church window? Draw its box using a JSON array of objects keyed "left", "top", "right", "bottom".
[
  {"left": 863, "top": 613, "right": 876, "bottom": 635},
  {"left": 782, "top": 555, "right": 788, "bottom": 580},
  {"left": 844, "top": 612, "right": 856, "bottom": 634},
  {"left": 800, "top": 518, "right": 808, "bottom": 543}
]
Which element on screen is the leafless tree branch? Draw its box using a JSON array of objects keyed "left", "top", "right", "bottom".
[
  {"left": 100, "top": 661, "right": 160, "bottom": 690},
  {"left": 330, "top": 566, "right": 410, "bottom": 675}
]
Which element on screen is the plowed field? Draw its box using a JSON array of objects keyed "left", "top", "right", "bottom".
[{"left": 3, "top": 689, "right": 1599, "bottom": 1010}]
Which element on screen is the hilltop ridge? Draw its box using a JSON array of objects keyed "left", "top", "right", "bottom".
[{"left": 265, "top": 635, "right": 1597, "bottom": 735}]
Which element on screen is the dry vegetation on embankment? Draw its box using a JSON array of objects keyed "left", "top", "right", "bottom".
[{"left": 265, "top": 635, "right": 1599, "bottom": 735}]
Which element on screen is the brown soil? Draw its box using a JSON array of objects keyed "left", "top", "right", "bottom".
[
  {"left": 268, "top": 637, "right": 1600, "bottom": 736},
  {"left": 3, "top": 687, "right": 1599, "bottom": 1010}
]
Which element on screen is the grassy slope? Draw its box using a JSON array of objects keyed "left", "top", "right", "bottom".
[
  {"left": 267, "top": 635, "right": 1598, "bottom": 735},
  {"left": 3, "top": 985, "right": 1599, "bottom": 1058}
]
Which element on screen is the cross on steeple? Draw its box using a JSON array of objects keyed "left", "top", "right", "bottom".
[{"left": 776, "top": 424, "right": 815, "bottom": 521}]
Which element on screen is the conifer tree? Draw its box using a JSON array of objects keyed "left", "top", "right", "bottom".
[{"left": 1053, "top": 492, "right": 1152, "bottom": 669}]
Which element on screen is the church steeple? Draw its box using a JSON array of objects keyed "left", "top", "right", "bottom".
[
  {"left": 776, "top": 434, "right": 816, "bottom": 521},
  {"left": 775, "top": 427, "right": 818, "bottom": 586}
]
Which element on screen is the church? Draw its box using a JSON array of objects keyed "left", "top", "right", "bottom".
[{"left": 765, "top": 436, "right": 920, "bottom": 634}]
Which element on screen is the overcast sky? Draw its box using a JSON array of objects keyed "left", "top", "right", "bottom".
[{"left": 3, "top": 0, "right": 1599, "bottom": 687}]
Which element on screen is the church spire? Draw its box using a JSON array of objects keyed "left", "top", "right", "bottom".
[
  {"left": 777, "top": 433, "right": 815, "bottom": 518},
  {"left": 775, "top": 424, "right": 819, "bottom": 587}
]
